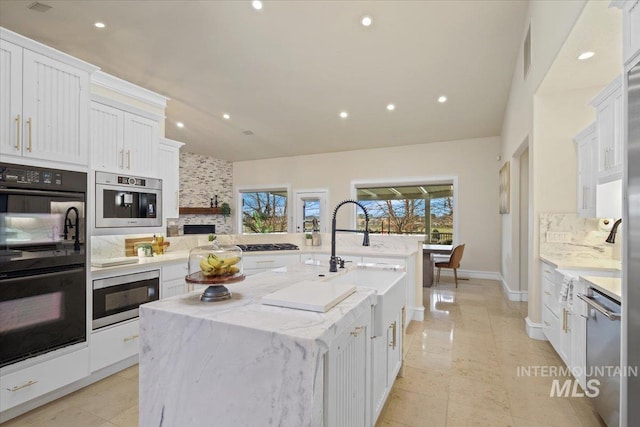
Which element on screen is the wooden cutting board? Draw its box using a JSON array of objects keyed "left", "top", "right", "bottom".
[{"left": 124, "top": 237, "right": 154, "bottom": 257}]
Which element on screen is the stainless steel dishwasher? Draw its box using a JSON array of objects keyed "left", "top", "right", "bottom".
[{"left": 579, "top": 288, "right": 621, "bottom": 427}]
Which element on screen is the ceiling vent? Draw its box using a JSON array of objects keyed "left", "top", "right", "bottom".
[
  {"left": 28, "top": 2, "right": 52, "bottom": 12},
  {"left": 242, "top": 130, "right": 254, "bottom": 136}
]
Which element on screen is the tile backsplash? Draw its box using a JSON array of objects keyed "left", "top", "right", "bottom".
[
  {"left": 539, "top": 213, "right": 615, "bottom": 261},
  {"left": 177, "top": 151, "right": 233, "bottom": 234}
]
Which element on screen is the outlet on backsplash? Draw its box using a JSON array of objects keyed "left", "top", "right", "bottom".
[{"left": 546, "top": 232, "right": 572, "bottom": 243}]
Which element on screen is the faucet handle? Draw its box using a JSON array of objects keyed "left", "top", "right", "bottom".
[{"left": 339, "top": 258, "right": 352, "bottom": 269}]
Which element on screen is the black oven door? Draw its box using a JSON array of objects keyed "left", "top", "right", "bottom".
[
  {"left": 93, "top": 271, "right": 159, "bottom": 330},
  {"left": 0, "top": 265, "right": 86, "bottom": 367}
]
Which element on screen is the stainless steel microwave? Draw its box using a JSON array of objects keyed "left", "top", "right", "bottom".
[{"left": 95, "top": 171, "right": 162, "bottom": 228}]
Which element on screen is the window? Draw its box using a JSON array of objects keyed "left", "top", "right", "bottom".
[
  {"left": 240, "top": 190, "right": 288, "bottom": 234},
  {"left": 356, "top": 183, "right": 454, "bottom": 244}
]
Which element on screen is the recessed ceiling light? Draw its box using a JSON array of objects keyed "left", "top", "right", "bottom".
[
  {"left": 223, "top": 113, "right": 231, "bottom": 120},
  {"left": 94, "top": 22, "right": 106, "bottom": 29},
  {"left": 252, "top": 0, "right": 263, "bottom": 10},
  {"left": 339, "top": 111, "right": 348, "bottom": 119},
  {"left": 176, "top": 122, "right": 184, "bottom": 128},
  {"left": 578, "top": 51, "right": 595, "bottom": 60},
  {"left": 361, "top": 15, "right": 372, "bottom": 27},
  {"left": 438, "top": 95, "right": 447, "bottom": 103},
  {"left": 386, "top": 104, "right": 395, "bottom": 111}
]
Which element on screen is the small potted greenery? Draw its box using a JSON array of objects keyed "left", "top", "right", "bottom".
[{"left": 305, "top": 233, "right": 313, "bottom": 246}]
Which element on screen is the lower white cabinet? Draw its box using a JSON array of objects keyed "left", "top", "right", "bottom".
[
  {"left": 243, "top": 253, "right": 301, "bottom": 275},
  {"left": 325, "top": 307, "right": 372, "bottom": 427},
  {"left": 0, "top": 347, "right": 89, "bottom": 412},
  {"left": 90, "top": 319, "right": 140, "bottom": 373},
  {"left": 161, "top": 262, "right": 188, "bottom": 298},
  {"left": 371, "top": 310, "right": 403, "bottom": 423}
]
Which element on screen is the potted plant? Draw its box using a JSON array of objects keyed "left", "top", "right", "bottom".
[{"left": 305, "top": 233, "right": 313, "bottom": 246}]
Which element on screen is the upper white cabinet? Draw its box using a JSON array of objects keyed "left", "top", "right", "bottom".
[
  {"left": 158, "top": 138, "right": 184, "bottom": 221},
  {"left": 0, "top": 31, "right": 97, "bottom": 166},
  {"left": 90, "top": 101, "right": 160, "bottom": 177},
  {"left": 617, "top": 0, "right": 640, "bottom": 66},
  {"left": 574, "top": 123, "right": 597, "bottom": 218},
  {"left": 90, "top": 71, "right": 168, "bottom": 178},
  {"left": 591, "top": 76, "right": 623, "bottom": 184}
]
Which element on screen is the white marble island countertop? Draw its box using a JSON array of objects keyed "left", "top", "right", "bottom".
[
  {"left": 139, "top": 263, "right": 376, "bottom": 426},
  {"left": 581, "top": 276, "right": 622, "bottom": 302}
]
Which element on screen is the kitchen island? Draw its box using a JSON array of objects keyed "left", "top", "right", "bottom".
[{"left": 139, "top": 263, "right": 377, "bottom": 426}]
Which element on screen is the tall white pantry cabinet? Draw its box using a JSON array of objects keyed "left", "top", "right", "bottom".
[{"left": 0, "top": 32, "right": 97, "bottom": 167}]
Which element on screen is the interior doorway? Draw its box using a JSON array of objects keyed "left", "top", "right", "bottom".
[
  {"left": 518, "top": 146, "right": 530, "bottom": 293},
  {"left": 294, "top": 190, "right": 328, "bottom": 234}
]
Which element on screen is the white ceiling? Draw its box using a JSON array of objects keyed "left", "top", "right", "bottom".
[{"left": 0, "top": 0, "right": 528, "bottom": 161}]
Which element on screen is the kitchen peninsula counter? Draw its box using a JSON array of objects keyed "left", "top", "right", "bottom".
[{"left": 139, "top": 263, "right": 376, "bottom": 426}]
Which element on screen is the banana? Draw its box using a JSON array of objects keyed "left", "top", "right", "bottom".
[
  {"left": 199, "top": 258, "right": 214, "bottom": 272},
  {"left": 208, "top": 258, "right": 224, "bottom": 269},
  {"left": 221, "top": 256, "right": 241, "bottom": 267},
  {"left": 228, "top": 266, "right": 240, "bottom": 275}
]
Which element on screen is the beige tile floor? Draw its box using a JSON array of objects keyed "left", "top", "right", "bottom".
[{"left": 3, "top": 277, "right": 605, "bottom": 427}]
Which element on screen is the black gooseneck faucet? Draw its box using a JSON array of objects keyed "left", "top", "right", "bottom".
[
  {"left": 605, "top": 218, "right": 622, "bottom": 244},
  {"left": 63, "top": 207, "right": 81, "bottom": 251},
  {"left": 330, "top": 199, "right": 370, "bottom": 273}
]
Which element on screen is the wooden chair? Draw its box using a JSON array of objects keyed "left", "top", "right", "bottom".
[{"left": 435, "top": 244, "right": 466, "bottom": 287}]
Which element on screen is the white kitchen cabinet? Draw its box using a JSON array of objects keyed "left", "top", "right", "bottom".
[
  {"left": 0, "top": 347, "right": 89, "bottom": 412},
  {"left": 372, "top": 309, "right": 402, "bottom": 423},
  {"left": 90, "top": 319, "right": 140, "bottom": 373},
  {"left": 90, "top": 101, "right": 160, "bottom": 177},
  {"left": 161, "top": 261, "right": 188, "bottom": 298},
  {"left": 591, "top": 76, "right": 623, "bottom": 184},
  {"left": 574, "top": 123, "right": 597, "bottom": 218},
  {"left": 618, "top": 0, "right": 640, "bottom": 66},
  {"left": 0, "top": 36, "right": 94, "bottom": 166},
  {"left": 158, "top": 138, "right": 184, "bottom": 221},
  {"left": 325, "top": 307, "right": 372, "bottom": 427},
  {"left": 243, "top": 253, "right": 301, "bottom": 275}
]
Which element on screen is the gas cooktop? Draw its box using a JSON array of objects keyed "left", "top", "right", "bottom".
[{"left": 236, "top": 243, "right": 299, "bottom": 252}]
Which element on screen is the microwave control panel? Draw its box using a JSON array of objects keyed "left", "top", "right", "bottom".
[{"left": 0, "top": 166, "right": 62, "bottom": 187}]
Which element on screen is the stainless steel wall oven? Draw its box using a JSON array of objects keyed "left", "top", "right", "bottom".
[
  {"left": 92, "top": 270, "right": 159, "bottom": 330},
  {"left": 95, "top": 171, "right": 162, "bottom": 228},
  {"left": 0, "top": 163, "right": 87, "bottom": 368}
]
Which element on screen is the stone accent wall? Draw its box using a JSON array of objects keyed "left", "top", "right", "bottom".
[{"left": 178, "top": 151, "right": 233, "bottom": 234}]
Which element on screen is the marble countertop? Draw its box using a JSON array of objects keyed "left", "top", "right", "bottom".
[
  {"left": 91, "top": 246, "right": 417, "bottom": 275},
  {"left": 540, "top": 255, "right": 622, "bottom": 272},
  {"left": 139, "top": 263, "right": 377, "bottom": 426},
  {"left": 581, "top": 276, "right": 622, "bottom": 302}
]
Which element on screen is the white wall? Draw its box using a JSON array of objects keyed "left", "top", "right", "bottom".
[
  {"left": 234, "top": 136, "right": 502, "bottom": 274},
  {"left": 500, "top": 1, "right": 588, "bottom": 323}
]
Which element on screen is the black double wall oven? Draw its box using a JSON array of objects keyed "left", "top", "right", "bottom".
[{"left": 0, "top": 163, "right": 87, "bottom": 368}]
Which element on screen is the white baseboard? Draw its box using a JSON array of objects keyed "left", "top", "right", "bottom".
[
  {"left": 525, "top": 317, "right": 547, "bottom": 341},
  {"left": 499, "top": 275, "right": 529, "bottom": 302},
  {"left": 406, "top": 306, "right": 424, "bottom": 323},
  {"left": 436, "top": 268, "right": 501, "bottom": 281}
]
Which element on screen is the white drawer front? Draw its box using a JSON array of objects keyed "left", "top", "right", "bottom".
[
  {"left": 90, "top": 319, "right": 140, "bottom": 372},
  {"left": 163, "top": 278, "right": 187, "bottom": 298},
  {"left": 162, "top": 262, "right": 188, "bottom": 281},
  {"left": 1, "top": 347, "right": 89, "bottom": 412},
  {"left": 243, "top": 254, "right": 300, "bottom": 270}
]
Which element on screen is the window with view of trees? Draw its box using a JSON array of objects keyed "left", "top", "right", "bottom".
[
  {"left": 241, "top": 190, "right": 288, "bottom": 234},
  {"left": 356, "top": 184, "right": 454, "bottom": 244}
]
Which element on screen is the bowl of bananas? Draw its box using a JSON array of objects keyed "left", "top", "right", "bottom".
[{"left": 186, "top": 240, "right": 244, "bottom": 301}]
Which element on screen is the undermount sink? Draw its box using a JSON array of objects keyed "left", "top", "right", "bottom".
[{"left": 326, "top": 268, "right": 406, "bottom": 335}]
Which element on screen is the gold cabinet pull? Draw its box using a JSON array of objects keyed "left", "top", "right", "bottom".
[
  {"left": 389, "top": 321, "right": 397, "bottom": 349},
  {"left": 14, "top": 114, "right": 21, "bottom": 150},
  {"left": 127, "top": 150, "right": 131, "bottom": 169},
  {"left": 544, "top": 291, "right": 551, "bottom": 296},
  {"left": 123, "top": 334, "right": 139, "bottom": 342},
  {"left": 120, "top": 150, "right": 124, "bottom": 169},
  {"left": 6, "top": 380, "right": 38, "bottom": 392},
  {"left": 350, "top": 326, "right": 364, "bottom": 337},
  {"left": 26, "top": 117, "right": 32, "bottom": 152}
]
